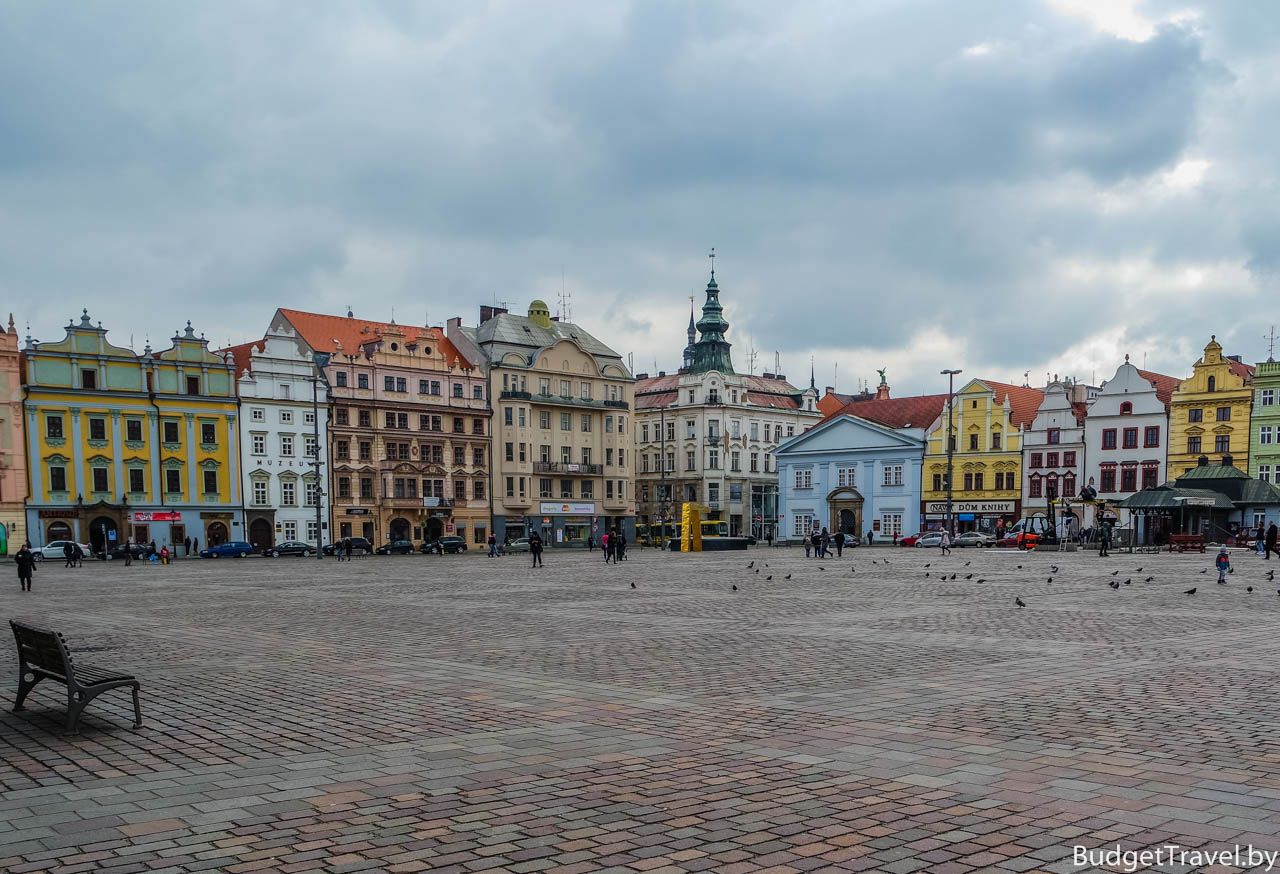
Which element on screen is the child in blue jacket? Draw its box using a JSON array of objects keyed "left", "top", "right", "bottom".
[{"left": 1216, "top": 546, "right": 1231, "bottom": 584}]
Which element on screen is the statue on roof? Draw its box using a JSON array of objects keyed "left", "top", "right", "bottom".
[{"left": 877, "top": 368, "right": 887, "bottom": 386}]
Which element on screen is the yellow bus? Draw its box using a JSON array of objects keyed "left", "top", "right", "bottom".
[{"left": 659, "top": 520, "right": 730, "bottom": 548}]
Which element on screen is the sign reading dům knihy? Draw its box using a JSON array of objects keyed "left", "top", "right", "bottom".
[{"left": 924, "top": 501, "right": 1016, "bottom": 514}]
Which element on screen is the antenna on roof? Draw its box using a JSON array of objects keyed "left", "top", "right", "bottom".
[
  {"left": 1266, "top": 325, "right": 1277, "bottom": 362},
  {"left": 346, "top": 305, "right": 353, "bottom": 318},
  {"left": 558, "top": 269, "right": 572, "bottom": 323},
  {"left": 747, "top": 341, "right": 758, "bottom": 376}
]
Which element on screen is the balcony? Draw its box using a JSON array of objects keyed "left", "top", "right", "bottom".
[
  {"left": 704, "top": 435, "right": 724, "bottom": 445},
  {"left": 532, "top": 461, "right": 603, "bottom": 475},
  {"left": 499, "top": 390, "right": 532, "bottom": 401},
  {"left": 528, "top": 392, "right": 629, "bottom": 412},
  {"left": 603, "top": 399, "right": 630, "bottom": 410}
]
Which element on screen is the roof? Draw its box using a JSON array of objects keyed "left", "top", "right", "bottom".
[
  {"left": 832, "top": 393, "right": 948, "bottom": 430},
  {"left": 980, "top": 381, "right": 1044, "bottom": 429},
  {"left": 1176, "top": 462, "right": 1249, "bottom": 482},
  {"left": 219, "top": 339, "right": 265, "bottom": 378},
  {"left": 1227, "top": 359, "right": 1256, "bottom": 383},
  {"left": 634, "top": 372, "right": 807, "bottom": 410},
  {"left": 1115, "top": 486, "right": 1237, "bottom": 511},
  {"left": 635, "top": 390, "right": 678, "bottom": 410},
  {"left": 818, "top": 390, "right": 860, "bottom": 417},
  {"left": 277, "top": 309, "right": 471, "bottom": 369},
  {"left": 1173, "top": 461, "right": 1280, "bottom": 506},
  {"left": 1135, "top": 368, "right": 1179, "bottom": 405},
  {"left": 472, "top": 311, "right": 622, "bottom": 365}
]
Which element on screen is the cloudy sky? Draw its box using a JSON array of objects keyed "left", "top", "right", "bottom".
[{"left": 2, "top": 1, "right": 1277, "bottom": 395}]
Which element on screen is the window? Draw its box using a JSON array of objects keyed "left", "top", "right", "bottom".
[
  {"left": 539, "top": 411, "right": 551, "bottom": 430},
  {"left": 81, "top": 368, "right": 97, "bottom": 389},
  {"left": 1263, "top": 389, "right": 1276, "bottom": 407},
  {"left": 1141, "top": 466, "right": 1159, "bottom": 489},
  {"left": 474, "top": 480, "right": 485, "bottom": 500},
  {"left": 201, "top": 422, "right": 216, "bottom": 445},
  {"left": 359, "top": 477, "right": 374, "bottom": 499},
  {"left": 358, "top": 410, "right": 371, "bottom": 428},
  {"left": 1188, "top": 408, "right": 1203, "bottom": 423},
  {"left": 991, "top": 431, "right": 1002, "bottom": 450},
  {"left": 163, "top": 421, "right": 180, "bottom": 444},
  {"left": 165, "top": 469, "right": 182, "bottom": 494},
  {"left": 1063, "top": 474, "right": 1076, "bottom": 495},
  {"left": 281, "top": 481, "right": 296, "bottom": 505},
  {"left": 505, "top": 442, "right": 514, "bottom": 462},
  {"left": 881, "top": 513, "right": 903, "bottom": 539},
  {"left": 707, "top": 448, "right": 720, "bottom": 470},
  {"left": 252, "top": 434, "right": 266, "bottom": 455},
  {"left": 280, "top": 410, "right": 293, "bottom": 424},
  {"left": 580, "top": 382, "right": 592, "bottom": 400},
  {"left": 474, "top": 447, "right": 484, "bottom": 466},
  {"left": 452, "top": 417, "right": 464, "bottom": 434},
  {"left": 968, "top": 434, "right": 978, "bottom": 450},
  {"left": 279, "top": 384, "right": 291, "bottom": 400},
  {"left": 583, "top": 480, "right": 595, "bottom": 499},
  {"left": 46, "top": 415, "right": 64, "bottom": 439},
  {"left": 1047, "top": 428, "right": 1060, "bottom": 445},
  {"left": 1100, "top": 468, "right": 1116, "bottom": 492},
  {"left": 49, "top": 465, "right": 67, "bottom": 492},
  {"left": 1122, "top": 428, "right": 1138, "bottom": 449},
  {"left": 750, "top": 452, "right": 759, "bottom": 473},
  {"left": 306, "top": 520, "right": 318, "bottom": 543},
  {"left": 384, "top": 376, "right": 395, "bottom": 392},
  {"left": 730, "top": 450, "right": 739, "bottom": 472},
  {"left": 1119, "top": 401, "right": 1132, "bottom": 415},
  {"left": 1120, "top": 467, "right": 1137, "bottom": 492},
  {"left": 1029, "top": 477, "right": 1042, "bottom": 498},
  {"left": 1187, "top": 436, "right": 1202, "bottom": 454},
  {"left": 1215, "top": 435, "right": 1230, "bottom": 453},
  {"left": 1141, "top": 427, "right": 1159, "bottom": 448},
  {"left": 1260, "top": 464, "right": 1272, "bottom": 484},
  {"left": 504, "top": 407, "right": 513, "bottom": 426},
  {"left": 473, "top": 385, "right": 484, "bottom": 400},
  {"left": 932, "top": 474, "right": 943, "bottom": 491},
  {"left": 453, "top": 446, "right": 465, "bottom": 466},
  {"left": 605, "top": 448, "right": 614, "bottom": 466},
  {"left": 794, "top": 469, "right": 813, "bottom": 489},
  {"left": 358, "top": 441, "right": 371, "bottom": 460},
  {"left": 88, "top": 417, "right": 106, "bottom": 440},
  {"left": 186, "top": 375, "right": 200, "bottom": 395},
  {"left": 793, "top": 514, "right": 814, "bottom": 537},
  {"left": 396, "top": 378, "right": 407, "bottom": 393},
  {"left": 1207, "top": 376, "right": 1217, "bottom": 392},
  {"left": 280, "top": 435, "right": 294, "bottom": 456},
  {"left": 357, "top": 373, "right": 369, "bottom": 390},
  {"left": 963, "top": 472, "right": 974, "bottom": 491},
  {"left": 1101, "top": 429, "right": 1117, "bottom": 450},
  {"left": 123, "top": 419, "right": 142, "bottom": 442},
  {"left": 1262, "top": 426, "right": 1274, "bottom": 445},
  {"left": 253, "top": 480, "right": 268, "bottom": 505},
  {"left": 336, "top": 372, "right": 348, "bottom": 387},
  {"left": 1062, "top": 451, "right": 1076, "bottom": 466},
  {"left": 1030, "top": 452, "right": 1042, "bottom": 468},
  {"left": 335, "top": 408, "right": 349, "bottom": 426},
  {"left": 454, "top": 479, "right": 466, "bottom": 500},
  {"left": 837, "top": 466, "right": 856, "bottom": 487},
  {"left": 581, "top": 414, "right": 591, "bottom": 432},
  {"left": 129, "top": 468, "right": 145, "bottom": 493},
  {"left": 883, "top": 464, "right": 904, "bottom": 486},
  {"left": 560, "top": 413, "right": 571, "bottom": 431},
  {"left": 560, "top": 479, "right": 573, "bottom": 498},
  {"left": 604, "top": 415, "right": 614, "bottom": 433},
  {"left": 304, "top": 435, "right": 317, "bottom": 458},
  {"left": 452, "top": 383, "right": 463, "bottom": 398},
  {"left": 539, "top": 478, "right": 552, "bottom": 498},
  {"left": 1216, "top": 407, "right": 1231, "bottom": 422},
  {"left": 251, "top": 407, "right": 265, "bottom": 421},
  {"left": 91, "top": 468, "right": 108, "bottom": 492}
]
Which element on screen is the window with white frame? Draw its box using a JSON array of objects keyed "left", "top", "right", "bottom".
[
  {"left": 306, "top": 520, "right": 318, "bottom": 543},
  {"left": 1261, "top": 465, "right": 1273, "bottom": 483},
  {"left": 1262, "top": 389, "right": 1275, "bottom": 406},
  {"left": 281, "top": 481, "right": 296, "bottom": 506},
  {"left": 1262, "top": 426, "right": 1274, "bottom": 445},
  {"left": 836, "top": 466, "right": 856, "bottom": 488},
  {"left": 280, "top": 434, "right": 294, "bottom": 456},
  {"left": 793, "top": 514, "right": 814, "bottom": 537},
  {"left": 251, "top": 433, "right": 265, "bottom": 455},
  {"left": 283, "top": 520, "right": 297, "bottom": 540},
  {"left": 252, "top": 480, "right": 268, "bottom": 506},
  {"left": 251, "top": 408, "right": 265, "bottom": 421},
  {"left": 880, "top": 512, "right": 903, "bottom": 539},
  {"left": 794, "top": 468, "right": 812, "bottom": 489},
  {"left": 883, "top": 464, "right": 904, "bottom": 486},
  {"left": 305, "top": 480, "right": 318, "bottom": 506},
  {"left": 280, "top": 410, "right": 293, "bottom": 424}
]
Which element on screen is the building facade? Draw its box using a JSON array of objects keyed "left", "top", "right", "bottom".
[
  {"left": 633, "top": 270, "right": 820, "bottom": 541},
  {"left": 276, "top": 309, "right": 489, "bottom": 549},
  {"left": 0, "top": 315, "right": 25, "bottom": 553},
  {"left": 224, "top": 325, "right": 330, "bottom": 550},
  {"left": 24, "top": 312, "right": 243, "bottom": 550},
  {"left": 1020, "top": 378, "right": 1090, "bottom": 523},
  {"left": 1168, "top": 336, "right": 1254, "bottom": 477},
  {"left": 449, "top": 301, "right": 635, "bottom": 547},
  {"left": 1082, "top": 358, "right": 1175, "bottom": 518},
  {"left": 921, "top": 379, "right": 1042, "bottom": 534},
  {"left": 776, "top": 397, "right": 933, "bottom": 543},
  {"left": 1250, "top": 359, "right": 1280, "bottom": 486}
]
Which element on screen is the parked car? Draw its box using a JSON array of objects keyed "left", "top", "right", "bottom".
[
  {"left": 96, "top": 542, "right": 149, "bottom": 561},
  {"left": 421, "top": 536, "right": 468, "bottom": 554},
  {"left": 322, "top": 537, "right": 373, "bottom": 556},
  {"left": 262, "top": 541, "right": 315, "bottom": 558},
  {"left": 915, "top": 532, "right": 945, "bottom": 548},
  {"left": 199, "top": 541, "right": 257, "bottom": 558},
  {"left": 35, "top": 540, "right": 93, "bottom": 561},
  {"left": 503, "top": 537, "right": 531, "bottom": 554},
  {"left": 898, "top": 533, "right": 924, "bottom": 547},
  {"left": 375, "top": 540, "right": 416, "bottom": 555},
  {"left": 954, "top": 531, "right": 995, "bottom": 548}
]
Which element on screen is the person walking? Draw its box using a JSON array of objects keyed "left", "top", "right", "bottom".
[
  {"left": 192, "top": 537, "right": 199, "bottom": 555},
  {"left": 1098, "top": 521, "right": 1111, "bottom": 558},
  {"left": 803, "top": 533, "right": 811, "bottom": 558},
  {"left": 1266, "top": 523, "right": 1278, "bottom": 560},
  {"left": 809, "top": 530, "right": 821, "bottom": 559},
  {"left": 940, "top": 529, "right": 952, "bottom": 556},
  {"left": 73, "top": 542, "right": 85, "bottom": 567},
  {"left": 183, "top": 535, "right": 191, "bottom": 556},
  {"left": 588, "top": 535, "right": 595, "bottom": 552},
  {"left": 345, "top": 537, "right": 354, "bottom": 561},
  {"left": 616, "top": 530, "right": 627, "bottom": 562},
  {"left": 820, "top": 528, "right": 830, "bottom": 558},
  {"left": 529, "top": 531, "right": 544, "bottom": 568},
  {"left": 1216, "top": 545, "right": 1232, "bottom": 583},
  {"left": 866, "top": 528, "right": 875, "bottom": 547},
  {"left": 602, "top": 530, "right": 613, "bottom": 564},
  {"left": 15, "top": 541, "right": 35, "bottom": 592},
  {"left": 123, "top": 538, "right": 133, "bottom": 567},
  {"left": 834, "top": 530, "right": 845, "bottom": 558},
  {"left": 487, "top": 532, "right": 497, "bottom": 558},
  {"left": 63, "top": 540, "right": 75, "bottom": 568}
]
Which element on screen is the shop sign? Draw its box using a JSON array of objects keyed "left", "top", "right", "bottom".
[
  {"left": 924, "top": 501, "right": 1015, "bottom": 514},
  {"left": 38, "top": 509, "right": 78, "bottom": 519},
  {"left": 539, "top": 502, "right": 595, "bottom": 515},
  {"left": 129, "top": 510, "right": 182, "bottom": 522},
  {"left": 345, "top": 508, "right": 371, "bottom": 515}
]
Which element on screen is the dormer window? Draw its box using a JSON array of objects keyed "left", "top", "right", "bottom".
[
  {"left": 1120, "top": 401, "right": 1133, "bottom": 415},
  {"left": 186, "top": 375, "right": 200, "bottom": 395},
  {"left": 1207, "top": 376, "right": 1216, "bottom": 392},
  {"left": 81, "top": 368, "right": 97, "bottom": 389}
]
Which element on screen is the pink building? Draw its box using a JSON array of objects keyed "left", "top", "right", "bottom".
[{"left": 0, "top": 315, "right": 26, "bottom": 553}]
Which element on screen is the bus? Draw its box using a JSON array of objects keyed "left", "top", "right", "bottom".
[{"left": 660, "top": 520, "right": 730, "bottom": 549}]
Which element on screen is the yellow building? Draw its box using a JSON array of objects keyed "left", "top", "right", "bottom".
[
  {"left": 921, "top": 379, "right": 1043, "bottom": 534},
  {"left": 24, "top": 311, "right": 243, "bottom": 552},
  {"left": 1167, "top": 336, "right": 1255, "bottom": 477}
]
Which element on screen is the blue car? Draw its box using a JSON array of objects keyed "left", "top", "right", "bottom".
[{"left": 199, "top": 540, "right": 257, "bottom": 559}]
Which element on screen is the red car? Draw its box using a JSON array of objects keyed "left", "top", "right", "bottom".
[{"left": 899, "top": 533, "right": 924, "bottom": 547}]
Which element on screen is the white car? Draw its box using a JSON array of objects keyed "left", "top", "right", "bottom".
[
  {"left": 915, "top": 532, "right": 945, "bottom": 548},
  {"left": 35, "top": 540, "right": 93, "bottom": 561}
]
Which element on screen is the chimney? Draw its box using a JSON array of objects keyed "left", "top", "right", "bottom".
[
  {"left": 658, "top": 370, "right": 666, "bottom": 377},
  {"left": 824, "top": 386, "right": 835, "bottom": 395},
  {"left": 1197, "top": 454, "right": 1209, "bottom": 467},
  {"left": 875, "top": 382, "right": 891, "bottom": 401},
  {"left": 635, "top": 372, "right": 649, "bottom": 380},
  {"left": 479, "top": 305, "right": 508, "bottom": 325},
  {"left": 1222, "top": 453, "right": 1234, "bottom": 468},
  {"left": 1227, "top": 354, "right": 1242, "bottom": 363}
]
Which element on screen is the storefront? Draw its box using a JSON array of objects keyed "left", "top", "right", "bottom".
[
  {"left": 338, "top": 507, "right": 375, "bottom": 541},
  {"left": 920, "top": 500, "right": 1019, "bottom": 534},
  {"left": 533, "top": 502, "right": 636, "bottom": 548}
]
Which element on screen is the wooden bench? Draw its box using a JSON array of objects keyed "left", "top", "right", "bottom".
[
  {"left": 1168, "top": 534, "right": 1206, "bottom": 554},
  {"left": 10, "top": 620, "right": 143, "bottom": 734}
]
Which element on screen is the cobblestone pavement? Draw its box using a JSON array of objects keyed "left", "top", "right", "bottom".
[{"left": 3, "top": 545, "right": 1280, "bottom": 872}]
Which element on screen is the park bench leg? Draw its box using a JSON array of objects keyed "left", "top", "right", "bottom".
[
  {"left": 131, "top": 684, "right": 143, "bottom": 729},
  {"left": 13, "top": 670, "right": 42, "bottom": 711},
  {"left": 66, "top": 690, "right": 87, "bottom": 735}
]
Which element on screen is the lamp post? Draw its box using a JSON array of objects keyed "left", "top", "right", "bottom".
[
  {"left": 659, "top": 403, "right": 668, "bottom": 548},
  {"left": 940, "top": 369, "right": 962, "bottom": 537},
  {"left": 311, "top": 352, "right": 331, "bottom": 559}
]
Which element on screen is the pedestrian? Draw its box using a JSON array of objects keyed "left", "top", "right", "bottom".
[
  {"left": 192, "top": 537, "right": 199, "bottom": 555},
  {"left": 616, "top": 530, "right": 627, "bottom": 562},
  {"left": 345, "top": 537, "right": 354, "bottom": 560},
  {"left": 1256, "top": 526, "right": 1266, "bottom": 557},
  {"left": 1267, "top": 523, "right": 1278, "bottom": 560},
  {"left": 1098, "top": 522, "right": 1111, "bottom": 558},
  {"left": 63, "top": 540, "right": 74, "bottom": 568},
  {"left": 588, "top": 535, "right": 595, "bottom": 552},
  {"left": 530, "top": 530, "right": 544, "bottom": 568},
  {"left": 803, "top": 534, "right": 811, "bottom": 558},
  {"left": 124, "top": 538, "right": 133, "bottom": 567},
  {"left": 834, "top": 530, "right": 845, "bottom": 558},
  {"left": 183, "top": 535, "right": 191, "bottom": 556},
  {"left": 866, "top": 528, "right": 875, "bottom": 547},
  {"left": 487, "top": 532, "right": 497, "bottom": 558},
  {"left": 73, "top": 542, "right": 85, "bottom": 567},
  {"left": 1216, "top": 545, "right": 1231, "bottom": 583},
  {"left": 148, "top": 540, "right": 157, "bottom": 559},
  {"left": 820, "top": 528, "right": 830, "bottom": 558},
  {"left": 766, "top": 530, "right": 773, "bottom": 548},
  {"left": 940, "top": 529, "right": 951, "bottom": 556},
  {"left": 602, "top": 530, "right": 612, "bottom": 564},
  {"left": 160, "top": 545, "right": 170, "bottom": 565},
  {"left": 15, "top": 541, "right": 35, "bottom": 592},
  {"left": 809, "top": 529, "right": 820, "bottom": 558}
]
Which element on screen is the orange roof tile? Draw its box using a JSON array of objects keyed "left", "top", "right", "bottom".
[
  {"left": 277, "top": 309, "right": 473, "bottom": 369},
  {"left": 980, "top": 381, "right": 1044, "bottom": 429},
  {"left": 1135, "top": 368, "right": 1179, "bottom": 406},
  {"left": 218, "top": 339, "right": 265, "bottom": 379},
  {"left": 833, "top": 393, "right": 948, "bottom": 430}
]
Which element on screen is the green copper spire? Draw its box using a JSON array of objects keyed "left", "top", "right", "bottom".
[{"left": 686, "top": 249, "right": 734, "bottom": 374}]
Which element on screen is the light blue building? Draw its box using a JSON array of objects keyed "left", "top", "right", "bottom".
[{"left": 776, "top": 394, "right": 938, "bottom": 543}]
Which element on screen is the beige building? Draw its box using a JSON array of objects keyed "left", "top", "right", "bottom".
[
  {"left": 449, "top": 301, "right": 635, "bottom": 547},
  {"left": 0, "top": 315, "right": 25, "bottom": 553}
]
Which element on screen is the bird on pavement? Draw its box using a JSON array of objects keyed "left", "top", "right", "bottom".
[
  {"left": 1017, "top": 565, "right": 1023, "bottom": 569},
  {"left": 1123, "top": 579, "right": 1131, "bottom": 585},
  {"left": 925, "top": 563, "right": 931, "bottom": 568},
  {"left": 630, "top": 582, "right": 637, "bottom": 589},
  {"left": 1184, "top": 587, "right": 1197, "bottom": 595},
  {"left": 977, "top": 578, "right": 986, "bottom": 583},
  {"left": 1200, "top": 568, "right": 1208, "bottom": 574},
  {"left": 1109, "top": 581, "right": 1120, "bottom": 590},
  {"left": 965, "top": 561, "right": 971, "bottom": 567},
  {"left": 1111, "top": 571, "right": 1119, "bottom": 576},
  {"left": 784, "top": 573, "right": 792, "bottom": 580},
  {"left": 1247, "top": 586, "right": 1254, "bottom": 593},
  {"left": 766, "top": 575, "right": 773, "bottom": 580},
  {"left": 1144, "top": 576, "right": 1154, "bottom": 582},
  {"left": 925, "top": 572, "right": 930, "bottom": 578},
  {"left": 732, "top": 584, "right": 738, "bottom": 591},
  {"left": 1047, "top": 577, "right": 1053, "bottom": 584},
  {"left": 1015, "top": 597, "right": 1026, "bottom": 608},
  {"left": 1051, "top": 565, "right": 1060, "bottom": 574},
  {"left": 747, "top": 561, "right": 754, "bottom": 569},
  {"left": 819, "top": 566, "right": 825, "bottom": 571},
  {"left": 965, "top": 574, "right": 973, "bottom": 579},
  {"left": 1136, "top": 567, "right": 1143, "bottom": 572},
  {"left": 1268, "top": 570, "right": 1276, "bottom": 581}
]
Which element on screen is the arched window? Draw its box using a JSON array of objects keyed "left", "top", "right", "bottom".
[
  {"left": 1207, "top": 376, "right": 1216, "bottom": 392},
  {"left": 1120, "top": 401, "right": 1133, "bottom": 415}
]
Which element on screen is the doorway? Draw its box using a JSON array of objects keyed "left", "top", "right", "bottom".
[
  {"left": 249, "top": 518, "right": 273, "bottom": 549},
  {"left": 828, "top": 488, "right": 864, "bottom": 538},
  {"left": 389, "top": 517, "right": 411, "bottom": 541},
  {"left": 46, "top": 521, "right": 72, "bottom": 543},
  {"left": 89, "top": 516, "right": 117, "bottom": 553},
  {"left": 425, "top": 517, "right": 444, "bottom": 542},
  {"left": 206, "top": 521, "right": 229, "bottom": 546}
]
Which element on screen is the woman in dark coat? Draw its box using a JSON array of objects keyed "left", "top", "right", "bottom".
[{"left": 15, "top": 542, "right": 36, "bottom": 591}]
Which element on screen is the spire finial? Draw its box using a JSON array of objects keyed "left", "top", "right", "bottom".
[
  {"left": 708, "top": 247, "right": 715, "bottom": 280},
  {"left": 1266, "top": 325, "right": 1277, "bottom": 362}
]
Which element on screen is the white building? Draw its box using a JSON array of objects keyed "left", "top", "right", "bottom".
[
  {"left": 1021, "top": 378, "right": 1093, "bottom": 528},
  {"left": 1083, "top": 357, "right": 1177, "bottom": 531},
  {"left": 224, "top": 326, "right": 330, "bottom": 550}
]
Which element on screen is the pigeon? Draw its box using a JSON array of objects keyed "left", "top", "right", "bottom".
[
  {"left": 884, "top": 559, "right": 890, "bottom": 565},
  {"left": 1144, "top": 576, "right": 1154, "bottom": 582},
  {"left": 965, "top": 561, "right": 971, "bottom": 567},
  {"left": 1111, "top": 571, "right": 1119, "bottom": 576},
  {"left": 732, "top": 584, "right": 738, "bottom": 591},
  {"left": 1247, "top": 586, "right": 1254, "bottom": 593},
  {"left": 1051, "top": 565, "right": 1060, "bottom": 574},
  {"left": 755, "top": 569, "right": 760, "bottom": 574},
  {"left": 1229, "top": 567, "right": 1235, "bottom": 575},
  {"left": 1268, "top": 570, "right": 1275, "bottom": 581},
  {"left": 1017, "top": 565, "right": 1023, "bottom": 570},
  {"left": 747, "top": 561, "right": 754, "bottom": 569},
  {"left": 1200, "top": 568, "right": 1208, "bottom": 574},
  {"left": 1136, "top": 567, "right": 1143, "bottom": 572},
  {"left": 1109, "top": 581, "right": 1120, "bottom": 590},
  {"left": 630, "top": 582, "right": 636, "bottom": 589},
  {"left": 925, "top": 572, "right": 930, "bottom": 578},
  {"left": 766, "top": 575, "right": 773, "bottom": 581},
  {"left": 977, "top": 578, "right": 986, "bottom": 583},
  {"left": 965, "top": 574, "right": 973, "bottom": 580},
  {"left": 925, "top": 563, "right": 931, "bottom": 568},
  {"left": 1047, "top": 577, "right": 1053, "bottom": 584},
  {"left": 784, "top": 574, "right": 792, "bottom": 580},
  {"left": 1184, "top": 587, "right": 1197, "bottom": 595},
  {"left": 1123, "top": 579, "right": 1131, "bottom": 586},
  {"left": 951, "top": 573, "right": 958, "bottom": 580},
  {"left": 1015, "top": 597, "right": 1026, "bottom": 608},
  {"left": 819, "top": 566, "right": 825, "bottom": 571}
]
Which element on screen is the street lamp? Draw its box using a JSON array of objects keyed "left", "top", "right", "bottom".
[
  {"left": 311, "top": 351, "right": 332, "bottom": 559},
  {"left": 940, "top": 369, "right": 962, "bottom": 537}
]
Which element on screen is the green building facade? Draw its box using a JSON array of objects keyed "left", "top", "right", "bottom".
[{"left": 1251, "top": 359, "right": 1280, "bottom": 488}]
